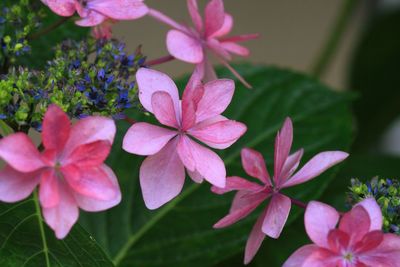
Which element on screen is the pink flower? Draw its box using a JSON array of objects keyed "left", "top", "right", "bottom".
[
  {"left": 0, "top": 105, "right": 121, "bottom": 239},
  {"left": 91, "top": 19, "right": 115, "bottom": 40},
  {"left": 41, "top": 0, "right": 148, "bottom": 27},
  {"left": 122, "top": 68, "right": 247, "bottom": 210},
  {"left": 148, "top": 0, "right": 259, "bottom": 88},
  {"left": 284, "top": 198, "right": 400, "bottom": 267},
  {"left": 212, "top": 118, "right": 349, "bottom": 264}
]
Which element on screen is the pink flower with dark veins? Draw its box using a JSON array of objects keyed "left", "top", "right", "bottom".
[
  {"left": 284, "top": 198, "right": 400, "bottom": 267},
  {"left": 0, "top": 105, "right": 121, "bottom": 239},
  {"left": 148, "top": 0, "right": 259, "bottom": 88},
  {"left": 122, "top": 68, "right": 247, "bottom": 210},
  {"left": 212, "top": 118, "right": 349, "bottom": 264},
  {"left": 41, "top": 0, "right": 148, "bottom": 27}
]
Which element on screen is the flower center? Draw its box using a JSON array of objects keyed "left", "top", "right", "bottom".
[{"left": 343, "top": 252, "right": 353, "bottom": 262}]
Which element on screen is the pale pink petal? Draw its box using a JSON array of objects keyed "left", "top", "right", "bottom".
[
  {"left": 0, "top": 133, "right": 45, "bottom": 173},
  {"left": 221, "top": 42, "right": 250, "bottom": 56},
  {"left": 148, "top": 8, "right": 189, "bottom": 33},
  {"left": 136, "top": 68, "right": 180, "bottom": 114},
  {"left": 339, "top": 206, "right": 371, "bottom": 245},
  {"left": 212, "top": 14, "right": 233, "bottom": 38},
  {"left": 195, "top": 56, "right": 218, "bottom": 83},
  {"left": 123, "top": 123, "right": 177, "bottom": 156},
  {"left": 244, "top": 209, "right": 267, "bottom": 264},
  {"left": 39, "top": 169, "right": 60, "bottom": 208},
  {"left": 64, "top": 116, "right": 116, "bottom": 156},
  {"left": 204, "top": 0, "right": 225, "bottom": 37},
  {"left": 273, "top": 118, "right": 293, "bottom": 185},
  {"left": 262, "top": 193, "right": 291, "bottom": 238},
  {"left": 217, "top": 57, "right": 252, "bottom": 88},
  {"left": 279, "top": 149, "right": 304, "bottom": 186},
  {"left": 189, "top": 120, "right": 246, "bottom": 148},
  {"left": 73, "top": 164, "right": 121, "bottom": 212},
  {"left": 139, "top": 140, "right": 185, "bottom": 209},
  {"left": 75, "top": 10, "right": 107, "bottom": 27},
  {"left": 187, "top": 169, "right": 203, "bottom": 183},
  {"left": 359, "top": 234, "right": 400, "bottom": 267},
  {"left": 152, "top": 91, "right": 180, "bottom": 128},
  {"left": 282, "top": 151, "right": 349, "bottom": 188},
  {"left": 220, "top": 33, "right": 260, "bottom": 43},
  {"left": 64, "top": 140, "right": 111, "bottom": 167},
  {"left": 305, "top": 201, "right": 340, "bottom": 248},
  {"left": 184, "top": 137, "right": 226, "bottom": 187},
  {"left": 176, "top": 135, "right": 196, "bottom": 171},
  {"left": 241, "top": 148, "right": 270, "bottom": 184},
  {"left": 356, "top": 198, "right": 383, "bottom": 231},
  {"left": 0, "top": 166, "right": 40, "bottom": 203},
  {"left": 42, "top": 104, "right": 71, "bottom": 152},
  {"left": 92, "top": 20, "right": 114, "bottom": 39},
  {"left": 181, "top": 73, "right": 204, "bottom": 130},
  {"left": 187, "top": 0, "right": 202, "bottom": 32},
  {"left": 211, "top": 176, "right": 263, "bottom": 195},
  {"left": 214, "top": 195, "right": 265, "bottom": 228},
  {"left": 62, "top": 165, "right": 118, "bottom": 201},
  {"left": 195, "top": 79, "right": 234, "bottom": 123},
  {"left": 283, "top": 245, "right": 327, "bottom": 267},
  {"left": 42, "top": 182, "right": 78, "bottom": 239},
  {"left": 41, "top": 0, "right": 76, "bottom": 16},
  {"left": 87, "top": 0, "right": 149, "bottom": 20},
  {"left": 230, "top": 191, "right": 270, "bottom": 213},
  {"left": 207, "top": 38, "right": 231, "bottom": 60},
  {"left": 167, "top": 30, "right": 204, "bottom": 64}
]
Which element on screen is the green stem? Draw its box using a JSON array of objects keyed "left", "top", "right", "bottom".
[
  {"left": 33, "top": 190, "right": 51, "bottom": 267},
  {"left": 311, "top": 0, "right": 359, "bottom": 78},
  {"left": 28, "top": 16, "right": 71, "bottom": 41}
]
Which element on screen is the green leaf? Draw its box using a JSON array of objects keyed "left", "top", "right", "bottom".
[
  {"left": 349, "top": 9, "right": 400, "bottom": 151},
  {"left": 81, "top": 64, "right": 353, "bottom": 267},
  {"left": 0, "top": 192, "right": 114, "bottom": 267}
]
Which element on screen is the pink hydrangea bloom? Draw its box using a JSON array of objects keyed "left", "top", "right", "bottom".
[
  {"left": 122, "top": 68, "right": 247, "bottom": 210},
  {"left": 41, "top": 0, "right": 148, "bottom": 27},
  {"left": 212, "top": 118, "right": 349, "bottom": 264},
  {"left": 0, "top": 105, "right": 121, "bottom": 239},
  {"left": 148, "top": 0, "right": 259, "bottom": 88},
  {"left": 284, "top": 198, "right": 400, "bottom": 267}
]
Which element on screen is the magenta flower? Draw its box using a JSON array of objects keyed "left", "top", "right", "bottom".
[
  {"left": 41, "top": 0, "right": 148, "bottom": 27},
  {"left": 148, "top": 0, "right": 259, "bottom": 88},
  {"left": 212, "top": 118, "right": 349, "bottom": 264},
  {"left": 284, "top": 198, "right": 400, "bottom": 267},
  {"left": 122, "top": 68, "right": 247, "bottom": 210},
  {"left": 0, "top": 105, "right": 121, "bottom": 239}
]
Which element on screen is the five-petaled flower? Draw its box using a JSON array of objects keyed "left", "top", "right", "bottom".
[
  {"left": 149, "top": 0, "right": 259, "bottom": 88},
  {"left": 122, "top": 68, "right": 247, "bottom": 210},
  {"left": 0, "top": 105, "right": 121, "bottom": 239},
  {"left": 212, "top": 118, "right": 349, "bottom": 264},
  {"left": 41, "top": 0, "right": 148, "bottom": 27},
  {"left": 283, "top": 198, "right": 400, "bottom": 267}
]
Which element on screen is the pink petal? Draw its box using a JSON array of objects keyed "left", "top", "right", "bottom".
[
  {"left": 359, "top": 233, "right": 400, "bottom": 267},
  {"left": 148, "top": 8, "right": 189, "bottom": 33},
  {"left": 305, "top": 201, "right": 340, "bottom": 248},
  {"left": 64, "top": 140, "right": 111, "bottom": 167},
  {"left": 221, "top": 42, "right": 250, "bottom": 56},
  {"left": 187, "top": 0, "right": 203, "bottom": 32},
  {"left": 167, "top": 30, "right": 204, "bottom": 64},
  {"left": 241, "top": 148, "right": 270, "bottom": 184},
  {"left": 278, "top": 149, "right": 304, "bottom": 186},
  {"left": 91, "top": 19, "right": 115, "bottom": 40},
  {"left": 62, "top": 165, "right": 119, "bottom": 201},
  {"left": 356, "top": 197, "right": 383, "bottom": 231},
  {"left": 75, "top": 10, "right": 107, "bottom": 27},
  {"left": 39, "top": 169, "right": 60, "bottom": 208},
  {"left": 187, "top": 169, "right": 204, "bottom": 183},
  {"left": 73, "top": 164, "right": 121, "bottom": 212},
  {"left": 0, "top": 166, "right": 40, "bottom": 203},
  {"left": 212, "top": 14, "right": 233, "bottom": 38},
  {"left": 213, "top": 195, "right": 265, "bottom": 228},
  {"left": 87, "top": 0, "right": 148, "bottom": 20},
  {"left": 195, "top": 79, "right": 235, "bottom": 123},
  {"left": 181, "top": 73, "right": 204, "bottom": 130},
  {"left": 282, "top": 151, "right": 349, "bottom": 188},
  {"left": 211, "top": 176, "right": 263, "bottom": 195},
  {"left": 273, "top": 118, "right": 293, "bottom": 185},
  {"left": 42, "top": 182, "right": 78, "bottom": 239},
  {"left": 136, "top": 68, "right": 180, "bottom": 114},
  {"left": 0, "top": 133, "right": 45, "bottom": 173},
  {"left": 220, "top": 33, "right": 260, "bottom": 43},
  {"left": 262, "top": 193, "right": 291, "bottom": 239},
  {"left": 327, "top": 229, "right": 350, "bottom": 253},
  {"left": 204, "top": 0, "right": 225, "bottom": 37},
  {"left": 64, "top": 116, "right": 116, "bottom": 157},
  {"left": 152, "top": 91, "right": 180, "bottom": 128},
  {"left": 339, "top": 206, "right": 371, "bottom": 245},
  {"left": 207, "top": 38, "right": 231, "bottom": 60},
  {"left": 195, "top": 56, "right": 218, "bottom": 83},
  {"left": 189, "top": 119, "right": 246, "bottom": 148},
  {"left": 41, "top": 0, "right": 76, "bottom": 16},
  {"left": 177, "top": 135, "right": 196, "bottom": 171},
  {"left": 244, "top": 209, "right": 267, "bottom": 264},
  {"left": 217, "top": 57, "right": 252, "bottom": 88},
  {"left": 230, "top": 191, "right": 270, "bottom": 213},
  {"left": 354, "top": 230, "right": 383, "bottom": 253},
  {"left": 283, "top": 245, "right": 325, "bottom": 267},
  {"left": 183, "top": 137, "right": 226, "bottom": 187},
  {"left": 42, "top": 104, "right": 71, "bottom": 152},
  {"left": 123, "top": 123, "right": 177, "bottom": 156},
  {"left": 139, "top": 140, "right": 185, "bottom": 209}
]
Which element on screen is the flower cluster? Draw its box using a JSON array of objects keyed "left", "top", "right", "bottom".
[
  {"left": 0, "top": 38, "right": 145, "bottom": 132},
  {"left": 348, "top": 177, "right": 400, "bottom": 234}
]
